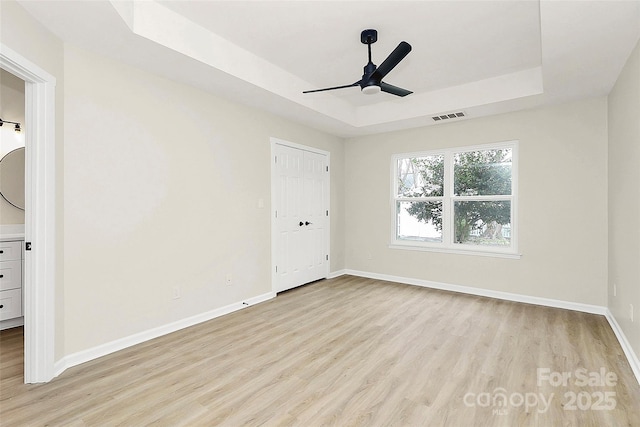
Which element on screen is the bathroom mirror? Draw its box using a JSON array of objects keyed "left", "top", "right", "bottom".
[{"left": 0, "top": 147, "right": 25, "bottom": 210}]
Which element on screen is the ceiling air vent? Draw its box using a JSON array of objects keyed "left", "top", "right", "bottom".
[{"left": 432, "top": 111, "right": 466, "bottom": 122}]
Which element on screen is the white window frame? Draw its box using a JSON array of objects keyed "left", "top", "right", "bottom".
[{"left": 390, "top": 140, "right": 520, "bottom": 259}]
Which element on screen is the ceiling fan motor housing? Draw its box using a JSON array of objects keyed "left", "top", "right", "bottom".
[{"left": 361, "top": 62, "right": 381, "bottom": 94}]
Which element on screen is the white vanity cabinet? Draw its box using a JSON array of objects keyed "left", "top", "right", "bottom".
[{"left": 0, "top": 239, "right": 23, "bottom": 329}]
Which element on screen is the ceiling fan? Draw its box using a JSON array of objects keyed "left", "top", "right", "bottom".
[{"left": 303, "top": 29, "right": 412, "bottom": 97}]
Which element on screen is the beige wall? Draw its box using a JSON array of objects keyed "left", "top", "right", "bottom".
[
  {"left": 63, "top": 45, "right": 344, "bottom": 354},
  {"left": 1, "top": 0, "right": 66, "bottom": 360},
  {"left": 345, "top": 98, "right": 608, "bottom": 306},
  {"left": 0, "top": 69, "right": 25, "bottom": 224},
  {"left": 608, "top": 39, "right": 640, "bottom": 358}
]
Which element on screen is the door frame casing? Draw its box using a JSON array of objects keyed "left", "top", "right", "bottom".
[
  {"left": 270, "top": 137, "right": 330, "bottom": 293},
  {"left": 1, "top": 44, "right": 57, "bottom": 383}
]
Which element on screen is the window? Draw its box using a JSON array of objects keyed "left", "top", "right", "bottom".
[{"left": 391, "top": 141, "right": 519, "bottom": 258}]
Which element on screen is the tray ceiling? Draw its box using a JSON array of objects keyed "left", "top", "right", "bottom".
[{"left": 17, "top": 0, "right": 640, "bottom": 136}]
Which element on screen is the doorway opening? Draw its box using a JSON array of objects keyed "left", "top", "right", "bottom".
[
  {"left": 1, "top": 43, "right": 57, "bottom": 383},
  {"left": 1, "top": 69, "right": 26, "bottom": 340}
]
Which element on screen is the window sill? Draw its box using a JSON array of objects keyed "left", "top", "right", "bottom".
[{"left": 389, "top": 244, "right": 522, "bottom": 259}]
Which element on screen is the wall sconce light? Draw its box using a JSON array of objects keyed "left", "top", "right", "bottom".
[{"left": 0, "top": 118, "right": 22, "bottom": 132}]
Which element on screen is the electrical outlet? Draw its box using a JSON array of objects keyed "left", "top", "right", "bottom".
[
  {"left": 630, "top": 304, "right": 634, "bottom": 322},
  {"left": 172, "top": 285, "right": 181, "bottom": 300},
  {"left": 226, "top": 273, "right": 233, "bottom": 286}
]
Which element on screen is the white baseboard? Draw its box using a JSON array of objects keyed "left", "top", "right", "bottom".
[
  {"left": 604, "top": 309, "right": 640, "bottom": 385},
  {"left": 341, "top": 269, "right": 639, "bottom": 385},
  {"left": 344, "top": 269, "right": 607, "bottom": 314},
  {"left": 328, "top": 269, "right": 347, "bottom": 279},
  {"left": 54, "top": 291, "right": 276, "bottom": 377},
  {"left": 0, "top": 316, "right": 24, "bottom": 331}
]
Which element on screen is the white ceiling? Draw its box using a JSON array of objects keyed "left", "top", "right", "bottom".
[{"left": 17, "top": 0, "right": 640, "bottom": 137}]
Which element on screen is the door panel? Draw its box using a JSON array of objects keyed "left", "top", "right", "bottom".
[
  {"left": 301, "top": 150, "right": 328, "bottom": 285},
  {"left": 274, "top": 145, "right": 302, "bottom": 291}
]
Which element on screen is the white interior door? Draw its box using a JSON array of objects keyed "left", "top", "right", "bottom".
[{"left": 273, "top": 142, "right": 329, "bottom": 293}]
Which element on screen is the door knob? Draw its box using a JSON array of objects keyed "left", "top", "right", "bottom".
[
  {"left": 299, "top": 221, "right": 304, "bottom": 226},
  {"left": 305, "top": 221, "right": 312, "bottom": 226}
]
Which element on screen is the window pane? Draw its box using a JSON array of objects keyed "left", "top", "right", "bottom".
[
  {"left": 454, "top": 148, "right": 512, "bottom": 196},
  {"left": 397, "top": 201, "right": 443, "bottom": 242},
  {"left": 397, "top": 155, "right": 444, "bottom": 197},
  {"left": 454, "top": 200, "right": 511, "bottom": 246}
]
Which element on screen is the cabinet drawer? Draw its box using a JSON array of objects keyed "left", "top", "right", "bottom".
[
  {"left": 0, "top": 289, "right": 22, "bottom": 321},
  {"left": 0, "top": 260, "right": 22, "bottom": 291},
  {"left": 0, "top": 241, "right": 22, "bottom": 262}
]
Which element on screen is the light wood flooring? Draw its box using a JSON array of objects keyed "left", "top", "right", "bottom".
[{"left": 1, "top": 275, "right": 639, "bottom": 426}]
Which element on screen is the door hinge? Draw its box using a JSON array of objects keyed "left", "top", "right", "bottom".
[
  {"left": 326, "top": 166, "right": 329, "bottom": 172},
  {"left": 25, "top": 242, "right": 32, "bottom": 251},
  {"left": 275, "top": 210, "right": 278, "bottom": 218},
  {"left": 275, "top": 155, "right": 278, "bottom": 164},
  {"left": 275, "top": 265, "right": 278, "bottom": 273},
  {"left": 326, "top": 255, "right": 329, "bottom": 261},
  {"left": 326, "top": 210, "right": 329, "bottom": 216}
]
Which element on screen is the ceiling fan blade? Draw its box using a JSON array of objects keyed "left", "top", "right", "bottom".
[
  {"left": 380, "top": 82, "right": 413, "bottom": 97},
  {"left": 372, "top": 41, "right": 412, "bottom": 80},
  {"left": 303, "top": 82, "right": 360, "bottom": 94}
]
